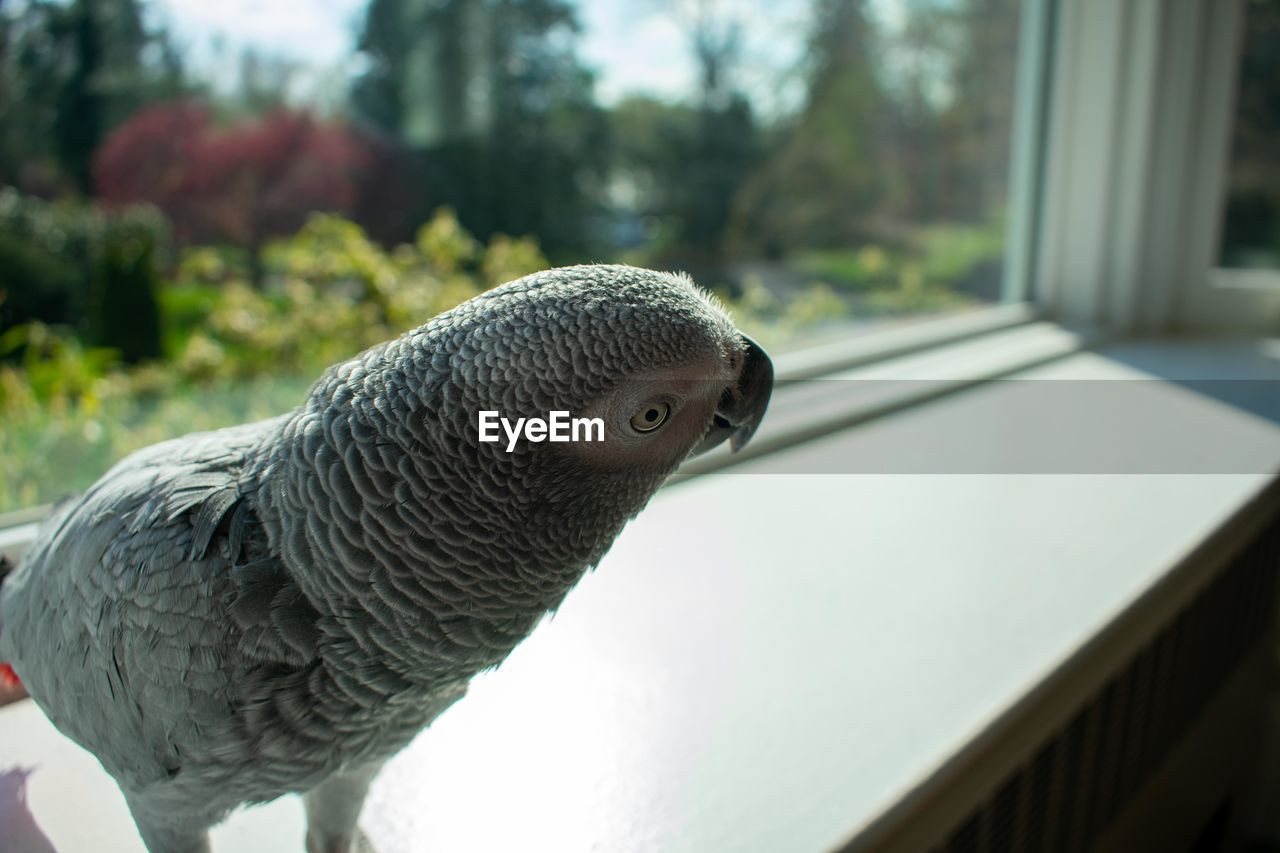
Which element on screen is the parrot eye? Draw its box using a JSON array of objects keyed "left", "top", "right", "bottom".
[{"left": 629, "top": 401, "right": 670, "bottom": 433}]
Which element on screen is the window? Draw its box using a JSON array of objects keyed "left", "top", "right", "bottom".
[
  {"left": 581, "top": 0, "right": 1034, "bottom": 351},
  {"left": 0, "top": 0, "right": 1041, "bottom": 514},
  {"left": 1218, "top": 0, "right": 1280, "bottom": 278}
]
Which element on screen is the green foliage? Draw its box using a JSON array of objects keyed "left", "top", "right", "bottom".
[
  {"left": 0, "top": 202, "right": 981, "bottom": 514},
  {"left": 917, "top": 220, "right": 1006, "bottom": 284},
  {"left": 0, "top": 209, "right": 554, "bottom": 512},
  {"left": 155, "top": 282, "right": 221, "bottom": 360},
  {"left": 481, "top": 234, "right": 548, "bottom": 289},
  {"left": 267, "top": 213, "right": 402, "bottom": 309},
  {"left": 0, "top": 189, "right": 101, "bottom": 287},
  {"left": 0, "top": 0, "right": 186, "bottom": 194},
  {"left": 0, "top": 357, "right": 315, "bottom": 512},
  {"left": 174, "top": 212, "right": 453, "bottom": 381},
  {"left": 88, "top": 209, "right": 164, "bottom": 362},
  {"left": 414, "top": 207, "right": 480, "bottom": 273},
  {"left": 797, "top": 245, "right": 895, "bottom": 291},
  {"left": 0, "top": 322, "right": 117, "bottom": 408},
  {"left": 728, "top": 0, "right": 886, "bottom": 252},
  {"left": 351, "top": 0, "right": 607, "bottom": 257},
  {"left": 863, "top": 264, "right": 974, "bottom": 315},
  {"left": 0, "top": 189, "right": 165, "bottom": 362},
  {"left": 0, "top": 232, "right": 82, "bottom": 333},
  {"left": 714, "top": 278, "right": 851, "bottom": 352},
  {"left": 777, "top": 220, "right": 1000, "bottom": 322}
]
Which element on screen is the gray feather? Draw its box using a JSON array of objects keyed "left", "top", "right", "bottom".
[{"left": 0, "top": 265, "right": 749, "bottom": 837}]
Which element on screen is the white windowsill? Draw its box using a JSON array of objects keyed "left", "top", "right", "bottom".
[
  {"left": 771, "top": 303, "right": 1039, "bottom": 382},
  {"left": 2, "top": 332, "right": 1278, "bottom": 853},
  {"left": 680, "top": 316, "right": 1093, "bottom": 478}
]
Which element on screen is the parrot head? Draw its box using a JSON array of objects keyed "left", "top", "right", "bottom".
[
  {"left": 265, "top": 264, "right": 774, "bottom": 646},
  {"left": 385, "top": 263, "right": 774, "bottom": 554},
  {"left": 438, "top": 264, "right": 772, "bottom": 475}
]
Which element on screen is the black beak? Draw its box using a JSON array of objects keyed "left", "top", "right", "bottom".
[{"left": 691, "top": 335, "right": 774, "bottom": 457}]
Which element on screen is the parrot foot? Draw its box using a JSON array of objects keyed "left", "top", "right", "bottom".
[
  {"left": 125, "top": 792, "right": 213, "bottom": 853},
  {"left": 129, "top": 817, "right": 212, "bottom": 853},
  {"left": 303, "top": 761, "right": 383, "bottom": 853},
  {"left": 305, "top": 825, "right": 377, "bottom": 853}
]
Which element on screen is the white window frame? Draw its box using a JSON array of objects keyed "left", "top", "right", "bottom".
[
  {"left": 1210, "top": 0, "right": 1280, "bottom": 294},
  {"left": 1035, "top": 0, "right": 1280, "bottom": 334}
]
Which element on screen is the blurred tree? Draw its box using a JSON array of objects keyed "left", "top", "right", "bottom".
[
  {"left": 350, "top": 0, "right": 417, "bottom": 139},
  {"left": 728, "top": 0, "right": 887, "bottom": 254},
  {"left": 92, "top": 100, "right": 206, "bottom": 239},
  {"left": 830, "top": 0, "right": 1019, "bottom": 226},
  {"left": 191, "top": 110, "right": 373, "bottom": 285},
  {"left": 607, "top": 96, "right": 697, "bottom": 225},
  {"left": 0, "top": 0, "right": 75, "bottom": 192},
  {"left": 349, "top": 131, "right": 426, "bottom": 247},
  {"left": 53, "top": 0, "right": 108, "bottom": 196},
  {"left": 606, "top": 0, "right": 759, "bottom": 274},
  {"left": 476, "top": 0, "right": 607, "bottom": 254},
  {"left": 944, "top": 0, "right": 1021, "bottom": 220},
  {"left": 0, "top": 188, "right": 164, "bottom": 362},
  {"left": 0, "top": 0, "right": 184, "bottom": 195},
  {"left": 95, "top": 103, "right": 374, "bottom": 285},
  {"left": 685, "top": 4, "right": 760, "bottom": 268},
  {"left": 88, "top": 209, "right": 164, "bottom": 362},
  {"left": 875, "top": 0, "right": 957, "bottom": 223},
  {"left": 351, "top": 0, "right": 606, "bottom": 257},
  {"left": 230, "top": 50, "right": 300, "bottom": 119}
]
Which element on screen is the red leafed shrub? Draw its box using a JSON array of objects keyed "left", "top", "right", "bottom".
[
  {"left": 93, "top": 101, "right": 209, "bottom": 241},
  {"left": 94, "top": 101, "right": 374, "bottom": 258}
]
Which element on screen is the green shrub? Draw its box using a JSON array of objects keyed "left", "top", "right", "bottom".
[
  {"left": 0, "top": 322, "right": 116, "bottom": 409},
  {"left": 0, "top": 232, "right": 81, "bottom": 332},
  {"left": 0, "top": 208, "right": 543, "bottom": 512},
  {"left": 796, "top": 245, "right": 894, "bottom": 291},
  {"left": 0, "top": 189, "right": 166, "bottom": 364},
  {"left": 0, "top": 189, "right": 96, "bottom": 332},
  {"left": 0, "top": 207, "right": 860, "bottom": 513},
  {"left": 713, "top": 276, "right": 851, "bottom": 351},
  {"left": 88, "top": 211, "right": 165, "bottom": 363},
  {"left": 156, "top": 282, "right": 222, "bottom": 358}
]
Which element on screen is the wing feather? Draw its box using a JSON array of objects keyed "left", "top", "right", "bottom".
[{"left": 0, "top": 416, "right": 322, "bottom": 791}]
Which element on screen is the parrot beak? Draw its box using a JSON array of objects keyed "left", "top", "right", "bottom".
[{"left": 691, "top": 334, "right": 774, "bottom": 457}]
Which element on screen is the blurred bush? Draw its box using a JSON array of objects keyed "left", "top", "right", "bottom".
[
  {"left": 716, "top": 278, "right": 851, "bottom": 351},
  {"left": 0, "top": 232, "right": 82, "bottom": 333},
  {"left": 795, "top": 221, "right": 1003, "bottom": 297},
  {"left": 89, "top": 213, "right": 165, "bottom": 362},
  {"left": 0, "top": 189, "right": 164, "bottom": 363},
  {"left": 0, "top": 203, "right": 865, "bottom": 513},
  {"left": 0, "top": 207, "right": 552, "bottom": 511}
]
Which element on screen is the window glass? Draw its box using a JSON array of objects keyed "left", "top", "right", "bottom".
[
  {"left": 1219, "top": 0, "right": 1280, "bottom": 271},
  {"left": 0, "top": 0, "right": 1029, "bottom": 513}
]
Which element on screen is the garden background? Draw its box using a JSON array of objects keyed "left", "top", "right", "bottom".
[{"left": 0, "top": 0, "right": 1023, "bottom": 511}]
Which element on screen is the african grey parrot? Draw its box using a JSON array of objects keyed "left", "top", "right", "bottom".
[{"left": 0, "top": 264, "right": 773, "bottom": 853}]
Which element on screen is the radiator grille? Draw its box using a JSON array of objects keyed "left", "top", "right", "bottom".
[{"left": 934, "top": 517, "right": 1280, "bottom": 853}]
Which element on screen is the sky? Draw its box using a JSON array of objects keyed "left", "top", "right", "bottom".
[
  {"left": 152, "top": 0, "right": 366, "bottom": 69},
  {"left": 148, "top": 0, "right": 815, "bottom": 110}
]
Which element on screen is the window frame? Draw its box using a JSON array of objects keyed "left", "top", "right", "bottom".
[
  {"left": 1210, "top": 0, "right": 1280, "bottom": 294},
  {"left": 1035, "top": 0, "right": 1280, "bottom": 334}
]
